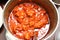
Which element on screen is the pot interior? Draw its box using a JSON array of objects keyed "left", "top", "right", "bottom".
[{"left": 4, "top": 0, "right": 58, "bottom": 39}]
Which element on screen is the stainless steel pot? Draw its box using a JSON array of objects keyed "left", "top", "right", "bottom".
[{"left": 3, "top": 0, "right": 59, "bottom": 40}]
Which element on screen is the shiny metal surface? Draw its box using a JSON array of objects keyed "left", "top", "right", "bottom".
[{"left": 3, "top": 0, "right": 59, "bottom": 40}]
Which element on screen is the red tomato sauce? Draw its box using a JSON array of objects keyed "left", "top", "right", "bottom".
[{"left": 8, "top": 3, "right": 50, "bottom": 40}]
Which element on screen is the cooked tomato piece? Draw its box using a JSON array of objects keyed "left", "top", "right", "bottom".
[{"left": 8, "top": 3, "right": 49, "bottom": 40}]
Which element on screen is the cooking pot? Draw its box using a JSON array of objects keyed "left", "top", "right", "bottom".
[{"left": 3, "top": 0, "right": 59, "bottom": 40}]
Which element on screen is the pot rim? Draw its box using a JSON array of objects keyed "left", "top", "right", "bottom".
[
  {"left": 3, "top": 0, "right": 60, "bottom": 40},
  {"left": 44, "top": 0, "right": 59, "bottom": 40}
]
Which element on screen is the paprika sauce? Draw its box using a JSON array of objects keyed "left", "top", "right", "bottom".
[{"left": 8, "top": 3, "right": 50, "bottom": 40}]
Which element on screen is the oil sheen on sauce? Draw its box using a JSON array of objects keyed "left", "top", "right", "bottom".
[{"left": 8, "top": 3, "right": 50, "bottom": 40}]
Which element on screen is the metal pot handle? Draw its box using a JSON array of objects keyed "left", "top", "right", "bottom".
[{"left": 50, "top": 0, "right": 60, "bottom": 8}]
